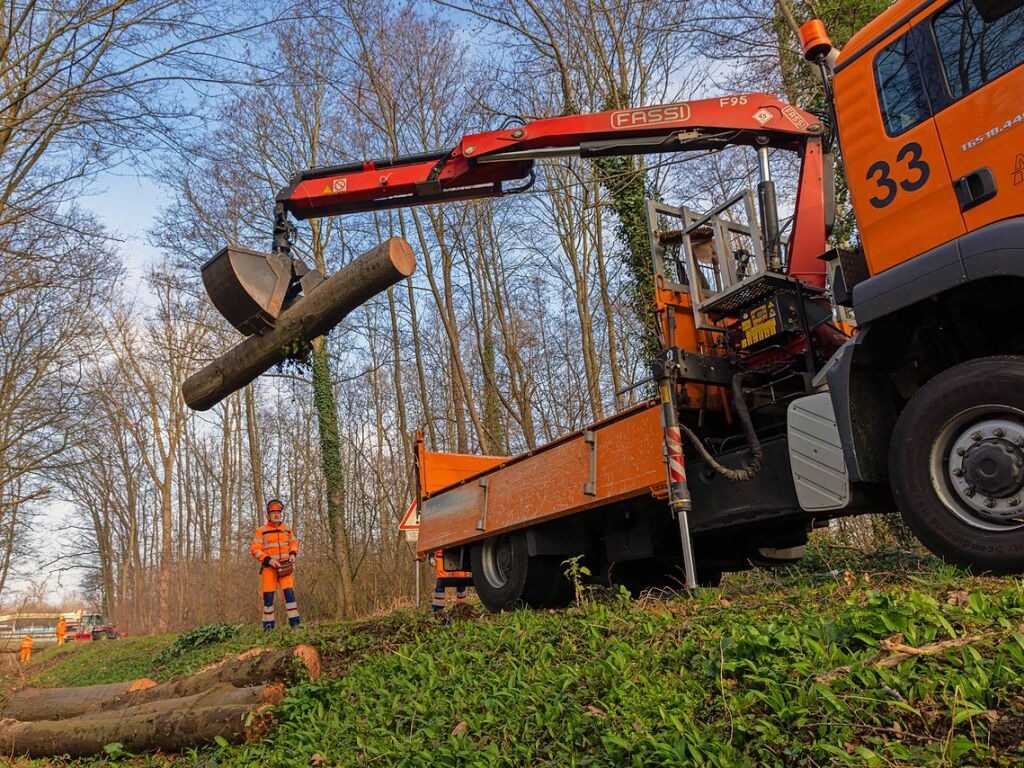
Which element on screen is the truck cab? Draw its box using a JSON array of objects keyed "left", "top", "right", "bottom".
[
  {"left": 822, "top": 0, "right": 1024, "bottom": 571},
  {"left": 835, "top": 0, "right": 1023, "bottom": 279}
]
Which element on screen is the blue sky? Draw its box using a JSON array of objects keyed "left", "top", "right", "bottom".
[{"left": 87, "top": 171, "right": 165, "bottom": 276}]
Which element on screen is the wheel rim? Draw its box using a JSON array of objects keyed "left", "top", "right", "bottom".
[
  {"left": 480, "top": 536, "right": 514, "bottom": 588},
  {"left": 929, "top": 405, "right": 1024, "bottom": 532}
]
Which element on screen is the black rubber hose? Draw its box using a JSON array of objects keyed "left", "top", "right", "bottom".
[{"left": 678, "top": 373, "right": 763, "bottom": 483}]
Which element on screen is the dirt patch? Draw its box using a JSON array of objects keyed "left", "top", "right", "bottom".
[
  {"left": 990, "top": 711, "right": 1024, "bottom": 751},
  {"left": 441, "top": 603, "right": 481, "bottom": 622}
]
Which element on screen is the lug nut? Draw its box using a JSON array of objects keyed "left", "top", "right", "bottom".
[
  {"left": 1016, "top": 437, "right": 1024, "bottom": 447},
  {"left": 985, "top": 498, "right": 997, "bottom": 508},
  {"left": 964, "top": 488, "right": 975, "bottom": 497},
  {"left": 956, "top": 447, "right": 967, "bottom": 456},
  {"left": 995, "top": 427, "right": 1006, "bottom": 437},
  {"left": 1011, "top": 498, "right": 1021, "bottom": 507},
  {"left": 971, "top": 431, "right": 983, "bottom": 441},
  {"left": 952, "top": 468, "right": 964, "bottom": 477}
]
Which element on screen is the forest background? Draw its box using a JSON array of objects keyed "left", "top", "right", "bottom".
[{"left": 0, "top": 0, "right": 895, "bottom": 632}]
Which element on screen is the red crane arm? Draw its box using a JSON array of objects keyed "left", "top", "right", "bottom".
[{"left": 276, "top": 93, "right": 828, "bottom": 286}]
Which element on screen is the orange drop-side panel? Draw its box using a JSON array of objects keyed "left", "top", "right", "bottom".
[
  {"left": 417, "top": 402, "right": 667, "bottom": 556},
  {"left": 417, "top": 447, "right": 506, "bottom": 495}
]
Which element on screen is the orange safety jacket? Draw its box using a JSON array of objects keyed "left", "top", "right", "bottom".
[
  {"left": 19, "top": 635, "right": 32, "bottom": 650},
  {"left": 251, "top": 521, "right": 299, "bottom": 564}
]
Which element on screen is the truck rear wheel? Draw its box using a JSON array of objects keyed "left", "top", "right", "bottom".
[
  {"left": 471, "top": 532, "right": 574, "bottom": 612},
  {"left": 890, "top": 356, "right": 1024, "bottom": 573}
]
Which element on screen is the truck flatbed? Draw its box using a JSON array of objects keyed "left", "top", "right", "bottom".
[{"left": 417, "top": 401, "right": 666, "bottom": 556}]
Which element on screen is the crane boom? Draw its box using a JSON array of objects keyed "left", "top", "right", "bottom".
[{"left": 275, "top": 93, "right": 829, "bottom": 287}]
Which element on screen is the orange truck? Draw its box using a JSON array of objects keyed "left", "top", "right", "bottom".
[{"left": 196, "top": 0, "right": 1024, "bottom": 611}]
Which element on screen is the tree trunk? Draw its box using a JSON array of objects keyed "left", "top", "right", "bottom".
[
  {"left": 111, "top": 645, "right": 320, "bottom": 708},
  {"left": 1, "top": 679, "right": 157, "bottom": 721},
  {"left": 0, "top": 700, "right": 276, "bottom": 758},
  {"left": 245, "top": 384, "right": 265, "bottom": 513},
  {"left": 158, "top": 464, "right": 173, "bottom": 632},
  {"left": 183, "top": 238, "right": 416, "bottom": 411},
  {"left": 311, "top": 337, "right": 357, "bottom": 618}
]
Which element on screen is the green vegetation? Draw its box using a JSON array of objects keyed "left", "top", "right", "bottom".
[{"left": 5, "top": 548, "right": 1024, "bottom": 766}]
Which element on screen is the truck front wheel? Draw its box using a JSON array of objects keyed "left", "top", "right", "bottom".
[
  {"left": 890, "top": 356, "right": 1024, "bottom": 573},
  {"left": 471, "top": 531, "right": 574, "bottom": 612}
]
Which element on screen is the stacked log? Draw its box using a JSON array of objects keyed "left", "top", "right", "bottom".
[{"left": 0, "top": 645, "right": 320, "bottom": 758}]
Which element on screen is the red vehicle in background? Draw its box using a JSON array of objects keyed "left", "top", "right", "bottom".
[{"left": 65, "top": 613, "right": 123, "bottom": 641}]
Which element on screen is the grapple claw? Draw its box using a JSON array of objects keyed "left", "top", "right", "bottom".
[{"left": 201, "top": 246, "right": 293, "bottom": 336}]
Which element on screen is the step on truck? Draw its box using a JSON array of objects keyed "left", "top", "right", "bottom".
[{"left": 189, "top": 0, "right": 1024, "bottom": 611}]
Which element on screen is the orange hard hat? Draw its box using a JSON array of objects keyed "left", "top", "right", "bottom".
[{"left": 267, "top": 498, "right": 284, "bottom": 513}]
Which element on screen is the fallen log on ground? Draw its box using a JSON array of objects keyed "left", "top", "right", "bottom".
[
  {"left": 1, "top": 678, "right": 157, "bottom": 721},
  {"left": 97, "top": 681, "right": 285, "bottom": 720},
  {"left": 183, "top": 237, "right": 416, "bottom": 410},
  {"left": 0, "top": 702, "right": 276, "bottom": 758},
  {"left": 94, "top": 644, "right": 319, "bottom": 711}
]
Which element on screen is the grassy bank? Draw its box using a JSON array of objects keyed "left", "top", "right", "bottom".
[{"left": 4, "top": 548, "right": 1024, "bottom": 767}]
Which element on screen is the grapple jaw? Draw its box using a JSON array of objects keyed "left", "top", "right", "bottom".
[{"left": 201, "top": 246, "right": 323, "bottom": 336}]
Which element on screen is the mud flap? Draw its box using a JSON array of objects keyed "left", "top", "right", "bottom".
[{"left": 787, "top": 393, "right": 850, "bottom": 511}]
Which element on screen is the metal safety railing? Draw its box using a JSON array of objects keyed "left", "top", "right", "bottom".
[{"left": 646, "top": 190, "right": 791, "bottom": 333}]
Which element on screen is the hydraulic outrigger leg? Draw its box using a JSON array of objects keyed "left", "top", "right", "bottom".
[{"left": 654, "top": 354, "right": 699, "bottom": 589}]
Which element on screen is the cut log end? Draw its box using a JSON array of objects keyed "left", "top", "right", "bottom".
[
  {"left": 293, "top": 643, "right": 321, "bottom": 681},
  {"left": 388, "top": 237, "right": 416, "bottom": 277}
]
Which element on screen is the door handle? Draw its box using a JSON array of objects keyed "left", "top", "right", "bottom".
[{"left": 953, "top": 167, "right": 997, "bottom": 212}]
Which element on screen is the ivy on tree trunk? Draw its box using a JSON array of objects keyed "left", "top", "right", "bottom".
[
  {"left": 593, "top": 154, "right": 660, "bottom": 359},
  {"left": 310, "top": 336, "right": 355, "bottom": 617}
]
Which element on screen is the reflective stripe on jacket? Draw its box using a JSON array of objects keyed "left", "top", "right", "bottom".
[{"left": 251, "top": 522, "right": 298, "bottom": 562}]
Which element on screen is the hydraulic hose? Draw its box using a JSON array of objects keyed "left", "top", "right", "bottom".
[{"left": 678, "top": 373, "right": 763, "bottom": 483}]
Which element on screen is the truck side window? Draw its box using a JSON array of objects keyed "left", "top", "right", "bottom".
[
  {"left": 874, "top": 35, "right": 932, "bottom": 137},
  {"left": 933, "top": 0, "right": 1024, "bottom": 98}
]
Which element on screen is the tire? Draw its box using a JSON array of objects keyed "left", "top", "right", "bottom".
[
  {"left": 470, "top": 531, "right": 574, "bottom": 612},
  {"left": 889, "top": 356, "right": 1024, "bottom": 574}
]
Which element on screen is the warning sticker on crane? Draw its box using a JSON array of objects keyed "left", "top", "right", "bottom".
[{"left": 399, "top": 500, "right": 419, "bottom": 541}]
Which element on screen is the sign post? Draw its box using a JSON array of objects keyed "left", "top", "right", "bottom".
[{"left": 398, "top": 500, "right": 421, "bottom": 604}]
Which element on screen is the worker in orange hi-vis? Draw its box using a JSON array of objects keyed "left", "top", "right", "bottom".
[
  {"left": 19, "top": 633, "right": 33, "bottom": 662},
  {"left": 56, "top": 616, "right": 67, "bottom": 645},
  {"left": 250, "top": 499, "right": 300, "bottom": 631},
  {"left": 430, "top": 550, "right": 472, "bottom": 612}
]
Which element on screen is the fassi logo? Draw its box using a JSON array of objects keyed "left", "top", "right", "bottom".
[{"left": 611, "top": 104, "right": 691, "bottom": 130}]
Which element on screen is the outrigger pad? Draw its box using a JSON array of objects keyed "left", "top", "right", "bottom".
[{"left": 201, "top": 246, "right": 292, "bottom": 336}]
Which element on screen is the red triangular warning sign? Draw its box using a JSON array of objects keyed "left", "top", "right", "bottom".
[{"left": 398, "top": 500, "right": 420, "bottom": 531}]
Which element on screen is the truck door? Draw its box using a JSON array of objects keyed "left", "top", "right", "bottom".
[
  {"left": 928, "top": 0, "right": 1024, "bottom": 232},
  {"left": 837, "top": 23, "right": 965, "bottom": 275}
]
